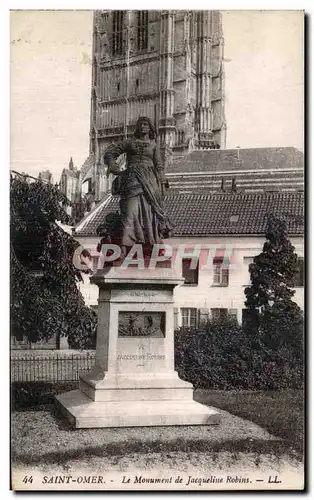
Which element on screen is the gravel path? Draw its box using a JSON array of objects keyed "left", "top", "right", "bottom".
[
  {"left": 11, "top": 404, "right": 303, "bottom": 491},
  {"left": 12, "top": 404, "right": 279, "bottom": 463}
]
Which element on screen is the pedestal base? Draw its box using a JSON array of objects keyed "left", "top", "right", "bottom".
[
  {"left": 55, "top": 389, "right": 220, "bottom": 429},
  {"left": 78, "top": 370, "right": 196, "bottom": 402},
  {"left": 55, "top": 266, "right": 221, "bottom": 429}
]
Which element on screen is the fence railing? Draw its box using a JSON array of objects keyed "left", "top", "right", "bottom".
[{"left": 11, "top": 352, "right": 96, "bottom": 383}]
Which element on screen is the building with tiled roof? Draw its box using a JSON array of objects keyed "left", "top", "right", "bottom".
[
  {"left": 75, "top": 191, "right": 304, "bottom": 238},
  {"left": 67, "top": 12, "right": 305, "bottom": 327},
  {"left": 167, "top": 147, "right": 304, "bottom": 193},
  {"left": 74, "top": 189, "right": 304, "bottom": 327},
  {"left": 68, "top": 145, "right": 304, "bottom": 218}
]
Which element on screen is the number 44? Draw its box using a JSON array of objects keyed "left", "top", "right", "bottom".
[{"left": 22, "top": 476, "right": 33, "bottom": 484}]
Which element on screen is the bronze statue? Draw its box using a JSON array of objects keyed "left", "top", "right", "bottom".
[{"left": 102, "top": 117, "right": 173, "bottom": 258}]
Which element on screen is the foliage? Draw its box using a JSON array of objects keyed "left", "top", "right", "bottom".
[
  {"left": 243, "top": 214, "right": 304, "bottom": 364},
  {"left": 174, "top": 316, "right": 304, "bottom": 391},
  {"left": 10, "top": 173, "right": 97, "bottom": 348},
  {"left": 245, "top": 215, "right": 300, "bottom": 311},
  {"left": 175, "top": 316, "right": 250, "bottom": 390}
]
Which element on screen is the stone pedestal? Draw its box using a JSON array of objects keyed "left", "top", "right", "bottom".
[{"left": 56, "top": 265, "right": 220, "bottom": 428}]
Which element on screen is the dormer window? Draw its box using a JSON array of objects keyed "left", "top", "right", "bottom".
[{"left": 230, "top": 215, "right": 239, "bottom": 223}]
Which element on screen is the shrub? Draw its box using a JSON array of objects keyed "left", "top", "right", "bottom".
[{"left": 174, "top": 316, "right": 304, "bottom": 391}]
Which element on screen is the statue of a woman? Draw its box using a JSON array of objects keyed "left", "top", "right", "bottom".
[{"left": 103, "top": 117, "right": 173, "bottom": 257}]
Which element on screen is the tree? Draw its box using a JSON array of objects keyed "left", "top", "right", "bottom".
[
  {"left": 10, "top": 172, "right": 97, "bottom": 349},
  {"left": 244, "top": 214, "right": 304, "bottom": 353}
]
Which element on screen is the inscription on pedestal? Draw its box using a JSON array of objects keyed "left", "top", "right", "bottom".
[
  {"left": 110, "top": 289, "right": 172, "bottom": 303},
  {"left": 118, "top": 311, "right": 165, "bottom": 338},
  {"left": 128, "top": 291, "right": 157, "bottom": 297}
]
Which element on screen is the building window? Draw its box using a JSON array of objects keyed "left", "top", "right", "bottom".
[
  {"left": 181, "top": 308, "right": 197, "bottom": 328},
  {"left": 211, "top": 308, "right": 228, "bottom": 322},
  {"left": 228, "top": 309, "right": 238, "bottom": 321},
  {"left": 293, "top": 257, "right": 304, "bottom": 287},
  {"left": 137, "top": 11, "right": 148, "bottom": 51},
  {"left": 182, "top": 259, "right": 199, "bottom": 285},
  {"left": 213, "top": 257, "right": 229, "bottom": 286},
  {"left": 112, "top": 11, "right": 124, "bottom": 56}
]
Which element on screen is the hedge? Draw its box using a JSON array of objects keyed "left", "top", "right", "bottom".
[{"left": 174, "top": 318, "right": 304, "bottom": 391}]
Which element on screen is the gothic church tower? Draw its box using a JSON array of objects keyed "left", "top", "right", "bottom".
[{"left": 89, "top": 10, "right": 226, "bottom": 200}]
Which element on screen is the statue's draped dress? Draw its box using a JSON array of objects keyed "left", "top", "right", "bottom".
[{"left": 104, "top": 139, "right": 173, "bottom": 247}]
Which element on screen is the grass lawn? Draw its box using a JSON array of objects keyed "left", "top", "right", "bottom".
[{"left": 195, "top": 389, "right": 304, "bottom": 454}]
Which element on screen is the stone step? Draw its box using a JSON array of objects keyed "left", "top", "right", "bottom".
[{"left": 55, "top": 389, "right": 220, "bottom": 429}]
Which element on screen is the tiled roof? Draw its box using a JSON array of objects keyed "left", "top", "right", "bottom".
[
  {"left": 168, "top": 147, "right": 304, "bottom": 174},
  {"left": 166, "top": 171, "right": 304, "bottom": 193},
  {"left": 75, "top": 191, "right": 304, "bottom": 237}
]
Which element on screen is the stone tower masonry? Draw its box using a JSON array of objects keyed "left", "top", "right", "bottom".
[{"left": 89, "top": 10, "right": 226, "bottom": 199}]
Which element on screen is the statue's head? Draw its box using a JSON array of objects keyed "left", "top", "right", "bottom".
[{"left": 134, "top": 116, "right": 156, "bottom": 140}]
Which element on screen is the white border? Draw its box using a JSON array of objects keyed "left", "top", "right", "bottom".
[{"left": 2, "top": 4, "right": 312, "bottom": 499}]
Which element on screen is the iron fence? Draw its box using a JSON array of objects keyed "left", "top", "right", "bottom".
[{"left": 11, "top": 352, "right": 96, "bottom": 383}]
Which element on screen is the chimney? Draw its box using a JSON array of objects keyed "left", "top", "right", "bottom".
[
  {"left": 235, "top": 146, "right": 243, "bottom": 170},
  {"left": 220, "top": 178, "right": 226, "bottom": 192},
  {"left": 231, "top": 178, "right": 237, "bottom": 192},
  {"left": 69, "top": 157, "right": 74, "bottom": 171}
]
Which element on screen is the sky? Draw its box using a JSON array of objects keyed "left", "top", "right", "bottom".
[{"left": 10, "top": 10, "right": 304, "bottom": 183}]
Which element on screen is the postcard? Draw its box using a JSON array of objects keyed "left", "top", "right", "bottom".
[{"left": 10, "top": 9, "right": 304, "bottom": 492}]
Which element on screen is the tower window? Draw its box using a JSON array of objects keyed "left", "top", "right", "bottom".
[
  {"left": 137, "top": 11, "right": 148, "bottom": 51},
  {"left": 112, "top": 11, "right": 124, "bottom": 56}
]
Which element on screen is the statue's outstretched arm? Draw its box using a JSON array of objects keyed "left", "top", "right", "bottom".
[{"left": 104, "top": 140, "right": 129, "bottom": 175}]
